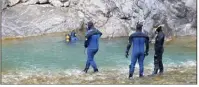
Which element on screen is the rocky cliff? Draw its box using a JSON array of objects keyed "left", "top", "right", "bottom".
[{"left": 1, "top": 0, "right": 197, "bottom": 39}]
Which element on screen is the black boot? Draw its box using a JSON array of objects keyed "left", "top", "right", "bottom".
[
  {"left": 129, "top": 65, "right": 133, "bottom": 79},
  {"left": 129, "top": 73, "right": 133, "bottom": 79},
  {"left": 159, "top": 68, "right": 164, "bottom": 75},
  {"left": 152, "top": 69, "right": 158, "bottom": 76},
  {"left": 159, "top": 70, "right": 163, "bottom": 75},
  {"left": 153, "top": 69, "right": 158, "bottom": 75},
  {"left": 94, "top": 69, "right": 99, "bottom": 73},
  {"left": 139, "top": 74, "right": 144, "bottom": 78},
  {"left": 83, "top": 68, "right": 88, "bottom": 73},
  {"left": 148, "top": 69, "right": 158, "bottom": 77}
]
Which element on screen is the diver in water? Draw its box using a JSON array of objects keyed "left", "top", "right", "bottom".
[
  {"left": 125, "top": 22, "right": 149, "bottom": 79},
  {"left": 70, "top": 30, "right": 78, "bottom": 43},
  {"left": 65, "top": 34, "right": 71, "bottom": 43},
  {"left": 151, "top": 25, "right": 165, "bottom": 76},
  {"left": 83, "top": 21, "right": 102, "bottom": 73}
]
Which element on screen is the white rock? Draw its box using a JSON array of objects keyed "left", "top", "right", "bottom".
[
  {"left": 185, "top": 0, "right": 196, "bottom": 10},
  {"left": 1, "top": 0, "right": 8, "bottom": 9},
  {"left": 39, "top": 0, "right": 48, "bottom": 4},
  {"left": 25, "top": 0, "right": 39, "bottom": 5},
  {"left": 70, "top": 0, "right": 78, "bottom": 6},
  {"left": 78, "top": 11, "right": 84, "bottom": 18},
  {"left": 2, "top": 5, "right": 83, "bottom": 38},
  {"left": 21, "top": 0, "right": 29, "bottom": 3},
  {"left": 49, "top": 0, "right": 64, "bottom": 7},
  {"left": 101, "top": 17, "right": 130, "bottom": 38},
  {"left": 7, "top": 0, "right": 20, "bottom": 6},
  {"left": 63, "top": 1, "right": 70, "bottom": 7},
  {"left": 1, "top": 0, "right": 197, "bottom": 38}
]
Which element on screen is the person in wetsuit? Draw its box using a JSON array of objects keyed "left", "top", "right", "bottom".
[
  {"left": 65, "top": 34, "right": 71, "bottom": 43},
  {"left": 125, "top": 22, "right": 149, "bottom": 79},
  {"left": 83, "top": 21, "right": 102, "bottom": 73},
  {"left": 70, "top": 30, "right": 78, "bottom": 43},
  {"left": 151, "top": 26, "right": 165, "bottom": 75}
]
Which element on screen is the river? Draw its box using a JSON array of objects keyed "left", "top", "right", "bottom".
[{"left": 1, "top": 33, "right": 196, "bottom": 84}]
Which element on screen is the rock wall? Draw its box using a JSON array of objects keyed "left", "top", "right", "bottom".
[{"left": 1, "top": 0, "right": 197, "bottom": 38}]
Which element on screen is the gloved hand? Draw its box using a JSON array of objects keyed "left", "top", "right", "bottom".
[
  {"left": 125, "top": 52, "right": 129, "bottom": 58},
  {"left": 144, "top": 52, "right": 148, "bottom": 56}
]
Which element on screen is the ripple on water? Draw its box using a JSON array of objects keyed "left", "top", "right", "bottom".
[{"left": 2, "top": 36, "right": 196, "bottom": 84}]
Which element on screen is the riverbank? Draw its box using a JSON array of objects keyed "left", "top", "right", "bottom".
[
  {"left": 2, "top": 30, "right": 196, "bottom": 42},
  {"left": 2, "top": 66, "right": 196, "bottom": 85}
]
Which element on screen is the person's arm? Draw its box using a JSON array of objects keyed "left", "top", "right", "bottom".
[
  {"left": 145, "top": 36, "right": 149, "bottom": 56},
  {"left": 84, "top": 37, "right": 91, "bottom": 48},
  {"left": 84, "top": 31, "right": 90, "bottom": 48},
  {"left": 125, "top": 35, "right": 133, "bottom": 58}
]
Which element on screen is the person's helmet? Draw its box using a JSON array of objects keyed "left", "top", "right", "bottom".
[
  {"left": 136, "top": 22, "right": 143, "bottom": 30},
  {"left": 154, "top": 25, "right": 163, "bottom": 32},
  {"left": 87, "top": 21, "right": 94, "bottom": 30}
]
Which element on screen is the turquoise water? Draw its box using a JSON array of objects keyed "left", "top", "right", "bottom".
[{"left": 2, "top": 35, "right": 196, "bottom": 73}]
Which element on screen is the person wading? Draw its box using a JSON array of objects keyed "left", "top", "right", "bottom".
[
  {"left": 125, "top": 22, "right": 149, "bottom": 79},
  {"left": 83, "top": 21, "right": 102, "bottom": 73},
  {"left": 151, "top": 25, "right": 165, "bottom": 76}
]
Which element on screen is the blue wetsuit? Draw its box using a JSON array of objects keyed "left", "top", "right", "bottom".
[
  {"left": 84, "top": 28, "right": 102, "bottom": 71},
  {"left": 70, "top": 31, "right": 78, "bottom": 43},
  {"left": 126, "top": 31, "right": 149, "bottom": 77},
  {"left": 70, "top": 37, "right": 78, "bottom": 43}
]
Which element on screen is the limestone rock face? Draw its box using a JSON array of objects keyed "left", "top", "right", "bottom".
[
  {"left": 7, "top": 0, "right": 20, "bottom": 6},
  {"left": 21, "top": 0, "right": 29, "bottom": 3},
  {"left": 39, "top": 0, "right": 48, "bottom": 4},
  {"left": 2, "top": 0, "right": 197, "bottom": 38},
  {"left": 2, "top": 4, "right": 83, "bottom": 37},
  {"left": 49, "top": 0, "right": 64, "bottom": 7}
]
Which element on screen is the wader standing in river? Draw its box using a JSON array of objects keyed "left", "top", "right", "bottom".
[
  {"left": 125, "top": 22, "right": 149, "bottom": 79},
  {"left": 151, "top": 26, "right": 165, "bottom": 75},
  {"left": 83, "top": 21, "right": 102, "bottom": 73}
]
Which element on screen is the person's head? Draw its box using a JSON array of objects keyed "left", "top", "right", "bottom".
[
  {"left": 155, "top": 26, "right": 162, "bottom": 33},
  {"left": 87, "top": 21, "right": 94, "bottom": 30},
  {"left": 136, "top": 22, "right": 143, "bottom": 31}
]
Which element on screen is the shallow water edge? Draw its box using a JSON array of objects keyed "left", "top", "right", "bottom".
[
  {"left": 1, "top": 32, "right": 196, "bottom": 85},
  {"left": 2, "top": 65, "right": 196, "bottom": 85}
]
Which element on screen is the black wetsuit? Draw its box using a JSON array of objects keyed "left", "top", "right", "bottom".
[{"left": 153, "top": 31, "right": 165, "bottom": 74}]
